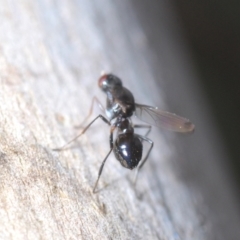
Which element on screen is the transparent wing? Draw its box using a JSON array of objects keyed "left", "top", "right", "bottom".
[{"left": 135, "top": 103, "right": 195, "bottom": 133}]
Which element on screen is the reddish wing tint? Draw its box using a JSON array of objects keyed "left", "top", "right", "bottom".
[{"left": 135, "top": 103, "right": 195, "bottom": 133}]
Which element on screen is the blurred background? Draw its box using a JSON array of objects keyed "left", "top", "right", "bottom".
[
  {"left": 172, "top": 0, "right": 240, "bottom": 196},
  {"left": 131, "top": 0, "right": 240, "bottom": 198}
]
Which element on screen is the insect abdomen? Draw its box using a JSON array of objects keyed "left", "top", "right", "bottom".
[{"left": 113, "top": 134, "right": 142, "bottom": 169}]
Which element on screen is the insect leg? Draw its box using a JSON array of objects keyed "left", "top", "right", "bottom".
[
  {"left": 93, "top": 126, "right": 116, "bottom": 193},
  {"left": 133, "top": 134, "right": 154, "bottom": 185},
  {"left": 75, "top": 96, "right": 105, "bottom": 128},
  {"left": 133, "top": 124, "right": 152, "bottom": 137},
  {"left": 53, "top": 114, "right": 110, "bottom": 151}
]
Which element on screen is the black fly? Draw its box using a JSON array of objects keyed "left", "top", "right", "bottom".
[{"left": 54, "top": 74, "right": 194, "bottom": 193}]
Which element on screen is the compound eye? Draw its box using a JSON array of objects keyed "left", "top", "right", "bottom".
[{"left": 98, "top": 74, "right": 108, "bottom": 88}]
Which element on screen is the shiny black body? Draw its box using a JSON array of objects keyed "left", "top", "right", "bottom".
[
  {"left": 101, "top": 74, "right": 135, "bottom": 120},
  {"left": 99, "top": 74, "right": 149, "bottom": 171},
  {"left": 112, "top": 117, "right": 143, "bottom": 169},
  {"left": 113, "top": 131, "right": 142, "bottom": 169},
  {"left": 54, "top": 73, "right": 194, "bottom": 193},
  {"left": 65, "top": 73, "right": 154, "bottom": 192}
]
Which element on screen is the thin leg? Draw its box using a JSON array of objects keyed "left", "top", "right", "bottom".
[
  {"left": 93, "top": 126, "right": 115, "bottom": 193},
  {"left": 133, "top": 134, "right": 154, "bottom": 185},
  {"left": 93, "top": 149, "right": 112, "bottom": 193},
  {"left": 53, "top": 114, "right": 110, "bottom": 151},
  {"left": 133, "top": 124, "right": 152, "bottom": 137},
  {"left": 75, "top": 96, "right": 105, "bottom": 128}
]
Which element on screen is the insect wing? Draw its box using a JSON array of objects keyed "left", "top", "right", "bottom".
[{"left": 135, "top": 104, "right": 195, "bottom": 133}]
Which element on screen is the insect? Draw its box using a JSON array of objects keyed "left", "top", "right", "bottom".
[{"left": 54, "top": 73, "right": 195, "bottom": 193}]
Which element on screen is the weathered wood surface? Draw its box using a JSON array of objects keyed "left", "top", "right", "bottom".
[{"left": 0, "top": 0, "right": 239, "bottom": 239}]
